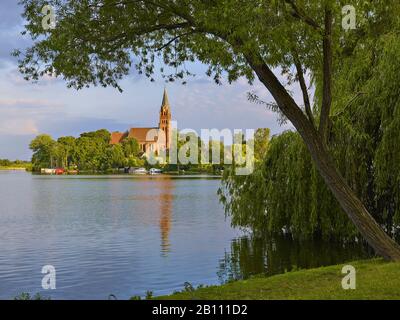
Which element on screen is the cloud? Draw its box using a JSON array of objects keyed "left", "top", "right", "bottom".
[
  {"left": 168, "top": 74, "right": 294, "bottom": 135},
  {"left": 0, "top": 98, "right": 63, "bottom": 136},
  {"left": 0, "top": 98, "right": 63, "bottom": 109},
  {"left": 7, "top": 68, "right": 64, "bottom": 87},
  {"left": 0, "top": 119, "right": 39, "bottom": 136}
]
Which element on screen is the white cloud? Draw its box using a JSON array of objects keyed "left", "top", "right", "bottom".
[
  {"left": 0, "top": 98, "right": 62, "bottom": 109},
  {"left": 0, "top": 98, "right": 64, "bottom": 136},
  {"left": 8, "top": 68, "right": 62, "bottom": 87},
  {"left": 0, "top": 118, "right": 38, "bottom": 135}
]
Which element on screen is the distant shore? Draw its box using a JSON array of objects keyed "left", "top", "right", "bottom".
[
  {"left": 0, "top": 167, "right": 28, "bottom": 171},
  {"left": 34, "top": 172, "right": 222, "bottom": 178},
  {"left": 7, "top": 169, "right": 222, "bottom": 177}
]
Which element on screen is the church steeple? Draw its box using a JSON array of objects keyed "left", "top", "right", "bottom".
[
  {"left": 159, "top": 88, "right": 171, "bottom": 150},
  {"left": 161, "top": 88, "right": 170, "bottom": 109}
]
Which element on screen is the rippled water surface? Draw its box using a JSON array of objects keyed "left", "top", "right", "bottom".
[{"left": 0, "top": 171, "right": 371, "bottom": 299}]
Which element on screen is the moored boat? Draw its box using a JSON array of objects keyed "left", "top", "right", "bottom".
[
  {"left": 149, "top": 168, "right": 163, "bottom": 175},
  {"left": 129, "top": 167, "right": 148, "bottom": 175}
]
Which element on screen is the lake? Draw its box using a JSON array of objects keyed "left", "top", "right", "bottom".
[{"left": 0, "top": 171, "right": 371, "bottom": 299}]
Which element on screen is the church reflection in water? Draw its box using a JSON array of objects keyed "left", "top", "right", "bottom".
[{"left": 156, "top": 178, "right": 174, "bottom": 256}]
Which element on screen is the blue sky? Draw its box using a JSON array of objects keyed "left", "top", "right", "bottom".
[{"left": 0, "top": 0, "right": 299, "bottom": 160}]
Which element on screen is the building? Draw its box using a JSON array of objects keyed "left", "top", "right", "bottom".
[{"left": 110, "top": 89, "right": 172, "bottom": 157}]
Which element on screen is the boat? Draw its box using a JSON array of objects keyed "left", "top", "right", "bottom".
[
  {"left": 129, "top": 167, "right": 148, "bottom": 175},
  {"left": 55, "top": 168, "right": 65, "bottom": 175},
  {"left": 41, "top": 168, "right": 56, "bottom": 175},
  {"left": 149, "top": 168, "right": 163, "bottom": 175}
]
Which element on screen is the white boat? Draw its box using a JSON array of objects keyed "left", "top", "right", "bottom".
[
  {"left": 130, "top": 167, "right": 148, "bottom": 175},
  {"left": 41, "top": 168, "right": 56, "bottom": 175},
  {"left": 149, "top": 168, "right": 163, "bottom": 175}
]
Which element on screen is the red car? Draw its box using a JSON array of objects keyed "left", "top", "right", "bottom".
[{"left": 55, "top": 168, "right": 65, "bottom": 175}]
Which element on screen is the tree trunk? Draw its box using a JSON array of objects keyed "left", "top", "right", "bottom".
[
  {"left": 302, "top": 128, "right": 400, "bottom": 261},
  {"left": 248, "top": 56, "right": 400, "bottom": 261}
]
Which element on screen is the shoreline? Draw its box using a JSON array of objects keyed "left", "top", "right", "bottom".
[
  {"left": 32, "top": 173, "right": 222, "bottom": 179},
  {"left": 30, "top": 171, "right": 222, "bottom": 177},
  {"left": 0, "top": 167, "right": 28, "bottom": 171}
]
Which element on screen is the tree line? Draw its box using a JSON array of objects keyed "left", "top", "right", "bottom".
[
  {"left": 29, "top": 129, "right": 247, "bottom": 173},
  {"left": 0, "top": 159, "right": 31, "bottom": 168},
  {"left": 29, "top": 129, "right": 144, "bottom": 172}
]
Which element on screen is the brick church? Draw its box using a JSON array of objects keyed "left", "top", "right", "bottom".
[{"left": 110, "top": 89, "right": 172, "bottom": 157}]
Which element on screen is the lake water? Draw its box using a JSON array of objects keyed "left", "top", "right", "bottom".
[{"left": 0, "top": 171, "right": 371, "bottom": 300}]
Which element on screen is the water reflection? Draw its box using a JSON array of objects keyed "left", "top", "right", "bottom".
[
  {"left": 218, "top": 235, "right": 374, "bottom": 283},
  {"left": 0, "top": 172, "right": 376, "bottom": 299},
  {"left": 157, "top": 178, "right": 174, "bottom": 256}
]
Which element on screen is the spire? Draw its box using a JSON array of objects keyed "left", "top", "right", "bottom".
[{"left": 161, "top": 88, "right": 170, "bottom": 109}]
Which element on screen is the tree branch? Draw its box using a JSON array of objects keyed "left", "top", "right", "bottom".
[
  {"left": 293, "top": 51, "right": 315, "bottom": 128},
  {"left": 155, "top": 30, "right": 195, "bottom": 51},
  {"left": 285, "top": 0, "right": 321, "bottom": 30},
  {"left": 331, "top": 92, "right": 366, "bottom": 118},
  {"left": 244, "top": 52, "right": 318, "bottom": 143},
  {"left": 319, "top": 7, "right": 333, "bottom": 144}
]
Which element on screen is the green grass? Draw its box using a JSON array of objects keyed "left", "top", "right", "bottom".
[
  {"left": 156, "top": 259, "right": 400, "bottom": 300},
  {"left": 0, "top": 167, "right": 27, "bottom": 170},
  {"left": 0, "top": 164, "right": 31, "bottom": 171}
]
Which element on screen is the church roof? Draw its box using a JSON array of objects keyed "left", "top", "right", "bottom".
[
  {"left": 110, "top": 131, "right": 127, "bottom": 144},
  {"left": 128, "top": 127, "right": 159, "bottom": 142}
]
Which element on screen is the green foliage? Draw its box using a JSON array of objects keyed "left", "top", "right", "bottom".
[
  {"left": 0, "top": 159, "right": 11, "bottom": 166},
  {"left": 253, "top": 128, "right": 270, "bottom": 162},
  {"left": 145, "top": 291, "right": 154, "bottom": 300},
  {"left": 14, "top": 292, "right": 49, "bottom": 300},
  {"left": 72, "top": 135, "right": 108, "bottom": 171},
  {"left": 29, "top": 130, "right": 143, "bottom": 172},
  {"left": 220, "top": 30, "right": 400, "bottom": 240},
  {"left": 29, "top": 128, "right": 236, "bottom": 173},
  {"left": 122, "top": 138, "right": 140, "bottom": 158},
  {"left": 29, "top": 134, "right": 57, "bottom": 170},
  {"left": 0, "top": 159, "right": 31, "bottom": 169},
  {"left": 17, "top": 0, "right": 397, "bottom": 90}
]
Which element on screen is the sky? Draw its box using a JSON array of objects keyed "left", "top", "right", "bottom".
[{"left": 0, "top": 0, "right": 299, "bottom": 161}]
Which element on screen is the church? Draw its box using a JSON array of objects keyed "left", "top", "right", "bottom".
[{"left": 110, "top": 89, "right": 172, "bottom": 157}]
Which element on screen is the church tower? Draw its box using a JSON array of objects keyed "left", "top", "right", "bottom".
[{"left": 159, "top": 88, "right": 172, "bottom": 150}]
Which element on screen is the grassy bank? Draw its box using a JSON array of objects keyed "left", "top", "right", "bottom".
[
  {"left": 0, "top": 166, "right": 29, "bottom": 171},
  {"left": 156, "top": 259, "right": 400, "bottom": 300},
  {"left": 0, "top": 160, "right": 31, "bottom": 171}
]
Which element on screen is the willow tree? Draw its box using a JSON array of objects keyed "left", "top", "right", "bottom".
[
  {"left": 220, "top": 24, "right": 400, "bottom": 241},
  {"left": 15, "top": 0, "right": 400, "bottom": 260}
]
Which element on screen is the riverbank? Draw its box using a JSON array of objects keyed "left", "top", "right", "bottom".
[
  {"left": 32, "top": 170, "right": 222, "bottom": 177},
  {"left": 0, "top": 166, "right": 28, "bottom": 171},
  {"left": 156, "top": 259, "right": 400, "bottom": 300}
]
